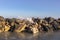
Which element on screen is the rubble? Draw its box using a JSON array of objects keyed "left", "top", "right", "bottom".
[{"left": 0, "top": 16, "right": 60, "bottom": 34}]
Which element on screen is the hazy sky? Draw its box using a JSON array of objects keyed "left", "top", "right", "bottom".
[{"left": 0, "top": 0, "right": 60, "bottom": 18}]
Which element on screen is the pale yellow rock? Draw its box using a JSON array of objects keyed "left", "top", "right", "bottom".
[
  {"left": 0, "top": 30, "right": 2, "bottom": 33},
  {"left": 0, "top": 28, "right": 4, "bottom": 33},
  {"left": 31, "top": 27, "right": 39, "bottom": 34},
  {"left": 4, "top": 25, "right": 10, "bottom": 32},
  {"left": 15, "top": 24, "right": 26, "bottom": 32}
]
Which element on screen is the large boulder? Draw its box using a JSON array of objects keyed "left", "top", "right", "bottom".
[
  {"left": 25, "top": 23, "right": 39, "bottom": 34},
  {"left": 44, "top": 17, "right": 54, "bottom": 24},
  {"left": 15, "top": 22, "right": 27, "bottom": 32},
  {"left": 8, "top": 22, "right": 15, "bottom": 32},
  {"left": 4, "top": 22, "right": 10, "bottom": 32}
]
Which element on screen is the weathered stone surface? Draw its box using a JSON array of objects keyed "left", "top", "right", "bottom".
[{"left": 0, "top": 16, "right": 60, "bottom": 34}]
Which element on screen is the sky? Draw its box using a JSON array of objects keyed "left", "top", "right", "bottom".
[{"left": 0, "top": 0, "right": 60, "bottom": 18}]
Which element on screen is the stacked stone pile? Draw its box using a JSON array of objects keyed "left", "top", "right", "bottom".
[{"left": 0, "top": 16, "right": 60, "bottom": 34}]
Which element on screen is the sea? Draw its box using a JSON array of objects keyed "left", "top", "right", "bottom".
[{"left": 0, "top": 31, "right": 60, "bottom": 40}]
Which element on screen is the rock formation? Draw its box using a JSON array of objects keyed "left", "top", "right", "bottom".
[{"left": 0, "top": 16, "right": 60, "bottom": 34}]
